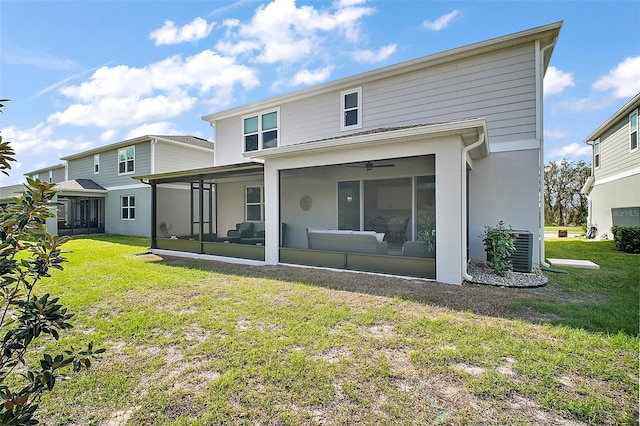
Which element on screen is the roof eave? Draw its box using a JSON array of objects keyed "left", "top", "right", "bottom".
[
  {"left": 584, "top": 93, "right": 640, "bottom": 142},
  {"left": 243, "top": 118, "right": 489, "bottom": 161}
]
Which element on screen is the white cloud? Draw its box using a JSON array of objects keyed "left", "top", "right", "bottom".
[
  {"left": 592, "top": 55, "right": 640, "bottom": 98},
  {"left": 125, "top": 122, "right": 180, "bottom": 140},
  {"left": 544, "top": 66, "right": 575, "bottom": 96},
  {"left": 100, "top": 130, "right": 118, "bottom": 142},
  {"left": 3, "top": 47, "right": 79, "bottom": 71},
  {"left": 351, "top": 44, "right": 396, "bottom": 63},
  {"left": 48, "top": 50, "right": 259, "bottom": 129},
  {"left": 150, "top": 17, "right": 215, "bottom": 46},
  {"left": 545, "top": 128, "right": 570, "bottom": 139},
  {"left": 289, "top": 65, "right": 336, "bottom": 86},
  {"left": 547, "top": 142, "right": 591, "bottom": 159},
  {"left": 2, "top": 123, "right": 93, "bottom": 158},
  {"left": 218, "top": 0, "right": 375, "bottom": 64},
  {"left": 423, "top": 10, "right": 460, "bottom": 31}
]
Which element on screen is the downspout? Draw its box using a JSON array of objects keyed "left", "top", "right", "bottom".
[
  {"left": 461, "top": 132, "right": 485, "bottom": 282},
  {"left": 537, "top": 38, "right": 557, "bottom": 268}
]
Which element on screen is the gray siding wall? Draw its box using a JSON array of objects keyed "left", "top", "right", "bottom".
[
  {"left": 105, "top": 187, "right": 151, "bottom": 237},
  {"left": 51, "top": 167, "right": 66, "bottom": 183},
  {"left": 595, "top": 114, "right": 640, "bottom": 180},
  {"left": 68, "top": 142, "right": 152, "bottom": 188},
  {"left": 154, "top": 142, "right": 215, "bottom": 173},
  {"left": 214, "top": 44, "right": 536, "bottom": 165}
]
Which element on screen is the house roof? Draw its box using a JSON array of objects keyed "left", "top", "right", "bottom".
[
  {"left": 60, "top": 135, "right": 214, "bottom": 161},
  {"left": 54, "top": 179, "right": 108, "bottom": 196},
  {"left": 244, "top": 118, "right": 489, "bottom": 161},
  {"left": 0, "top": 184, "right": 26, "bottom": 201},
  {"left": 133, "top": 162, "right": 264, "bottom": 185},
  {"left": 584, "top": 93, "right": 640, "bottom": 142},
  {"left": 203, "top": 21, "right": 562, "bottom": 123}
]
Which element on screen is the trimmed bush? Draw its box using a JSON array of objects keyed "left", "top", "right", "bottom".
[{"left": 611, "top": 226, "right": 640, "bottom": 254}]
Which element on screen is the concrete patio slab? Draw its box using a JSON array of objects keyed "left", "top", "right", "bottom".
[{"left": 547, "top": 258, "right": 600, "bottom": 269}]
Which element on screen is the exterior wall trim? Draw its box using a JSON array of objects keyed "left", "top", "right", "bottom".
[{"left": 593, "top": 166, "right": 640, "bottom": 186}]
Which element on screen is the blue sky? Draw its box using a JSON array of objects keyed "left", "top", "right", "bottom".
[{"left": 1, "top": 0, "right": 638, "bottom": 185}]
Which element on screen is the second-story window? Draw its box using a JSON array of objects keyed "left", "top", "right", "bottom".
[
  {"left": 594, "top": 141, "right": 601, "bottom": 169},
  {"left": 341, "top": 87, "right": 362, "bottom": 131},
  {"left": 243, "top": 110, "right": 278, "bottom": 152},
  {"left": 94, "top": 154, "right": 100, "bottom": 174},
  {"left": 48, "top": 170, "right": 53, "bottom": 183},
  {"left": 118, "top": 146, "right": 135, "bottom": 175},
  {"left": 630, "top": 110, "right": 638, "bottom": 152}
]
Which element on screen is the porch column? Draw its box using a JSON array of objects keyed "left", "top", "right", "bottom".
[
  {"left": 150, "top": 182, "right": 157, "bottom": 249},
  {"left": 198, "top": 176, "right": 204, "bottom": 253},
  {"left": 264, "top": 162, "right": 279, "bottom": 264},
  {"left": 435, "top": 144, "right": 464, "bottom": 285}
]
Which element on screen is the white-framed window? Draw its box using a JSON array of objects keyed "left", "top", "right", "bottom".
[
  {"left": 243, "top": 109, "right": 279, "bottom": 152},
  {"left": 630, "top": 109, "right": 638, "bottom": 152},
  {"left": 341, "top": 87, "right": 362, "bottom": 131},
  {"left": 94, "top": 154, "right": 100, "bottom": 174},
  {"left": 121, "top": 195, "right": 135, "bottom": 220},
  {"left": 48, "top": 170, "right": 53, "bottom": 183},
  {"left": 594, "top": 140, "right": 601, "bottom": 169},
  {"left": 118, "top": 146, "right": 135, "bottom": 175},
  {"left": 32, "top": 173, "right": 39, "bottom": 180},
  {"left": 245, "top": 186, "right": 264, "bottom": 221}
]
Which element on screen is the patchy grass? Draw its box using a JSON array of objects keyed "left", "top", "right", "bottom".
[{"left": 36, "top": 235, "right": 637, "bottom": 425}]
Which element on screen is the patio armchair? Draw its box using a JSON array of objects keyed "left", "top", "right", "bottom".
[{"left": 227, "top": 222, "right": 255, "bottom": 238}]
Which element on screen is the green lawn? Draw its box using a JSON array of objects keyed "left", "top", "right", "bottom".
[{"left": 34, "top": 235, "right": 638, "bottom": 425}]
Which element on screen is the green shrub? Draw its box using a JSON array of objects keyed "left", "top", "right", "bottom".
[
  {"left": 611, "top": 226, "right": 640, "bottom": 254},
  {"left": 482, "top": 221, "right": 517, "bottom": 276}
]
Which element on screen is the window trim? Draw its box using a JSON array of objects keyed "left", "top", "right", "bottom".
[
  {"left": 242, "top": 108, "right": 280, "bottom": 153},
  {"left": 120, "top": 195, "right": 136, "bottom": 221},
  {"left": 630, "top": 109, "right": 638, "bottom": 153},
  {"left": 118, "top": 146, "right": 135, "bottom": 175},
  {"left": 245, "top": 186, "right": 264, "bottom": 221},
  {"left": 48, "top": 170, "right": 53, "bottom": 183},
  {"left": 94, "top": 154, "right": 100, "bottom": 174},
  {"left": 340, "top": 87, "right": 362, "bottom": 131},
  {"left": 594, "top": 140, "right": 601, "bottom": 170}
]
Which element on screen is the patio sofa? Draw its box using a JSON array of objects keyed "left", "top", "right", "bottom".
[{"left": 307, "top": 228, "right": 388, "bottom": 255}]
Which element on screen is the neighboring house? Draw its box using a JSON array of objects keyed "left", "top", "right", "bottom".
[
  {"left": 582, "top": 93, "right": 640, "bottom": 238},
  {"left": 17, "top": 135, "right": 215, "bottom": 237},
  {"left": 135, "top": 22, "right": 562, "bottom": 285}
]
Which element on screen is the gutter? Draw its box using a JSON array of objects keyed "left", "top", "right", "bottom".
[
  {"left": 461, "top": 133, "right": 485, "bottom": 282},
  {"left": 537, "top": 38, "right": 557, "bottom": 268}
]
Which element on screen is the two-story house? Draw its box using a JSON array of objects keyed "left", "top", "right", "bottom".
[
  {"left": 136, "top": 22, "right": 562, "bottom": 285},
  {"left": 582, "top": 93, "right": 640, "bottom": 237},
  {"left": 19, "top": 135, "right": 215, "bottom": 237}
]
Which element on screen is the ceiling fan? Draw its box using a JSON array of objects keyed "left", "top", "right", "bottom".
[{"left": 346, "top": 161, "right": 395, "bottom": 171}]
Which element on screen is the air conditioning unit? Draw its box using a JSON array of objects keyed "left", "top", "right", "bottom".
[{"left": 510, "top": 231, "right": 533, "bottom": 273}]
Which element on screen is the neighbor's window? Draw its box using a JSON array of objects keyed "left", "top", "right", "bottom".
[
  {"left": 245, "top": 186, "right": 264, "bottom": 221},
  {"left": 243, "top": 110, "right": 279, "bottom": 152},
  {"left": 121, "top": 195, "right": 135, "bottom": 220},
  {"left": 630, "top": 110, "right": 638, "bottom": 152},
  {"left": 118, "top": 146, "right": 135, "bottom": 174},
  {"left": 48, "top": 170, "right": 53, "bottom": 183},
  {"left": 341, "top": 87, "right": 362, "bottom": 131},
  {"left": 594, "top": 141, "right": 601, "bottom": 169},
  {"left": 94, "top": 154, "right": 100, "bottom": 174}
]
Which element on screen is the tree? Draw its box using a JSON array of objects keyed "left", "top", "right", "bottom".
[
  {"left": 544, "top": 158, "right": 590, "bottom": 226},
  {"left": 0, "top": 100, "right": 103, "bottom": 424}
]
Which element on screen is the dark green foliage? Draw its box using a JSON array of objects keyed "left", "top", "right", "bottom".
[
  {"left": 0, "top": 102, "right": 103, "bottom": 424},
  {"left": 544, "top": 159, "right": 590, "bottom": 226},
  {"left": 611, "top": 226, "right": 640, "bottom": 253},
  {"left": 482, "top": 221, "right": 517, "bottom": 276}
]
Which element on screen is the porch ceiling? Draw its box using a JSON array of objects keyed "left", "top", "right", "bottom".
[{"left": 133, "top": 162, "right": 264, "bottom": 184}]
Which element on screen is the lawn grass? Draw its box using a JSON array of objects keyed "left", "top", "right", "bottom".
[{"left": 34, "top": 235, "right": 638, "bottom": 425}]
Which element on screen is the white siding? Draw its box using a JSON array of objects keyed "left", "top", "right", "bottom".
[
  {"left": 154, "top": 142, "right": 215, "bottom": 173},
  {"left": 590, "top": 174, "right": 640, "bottom": 237}
]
